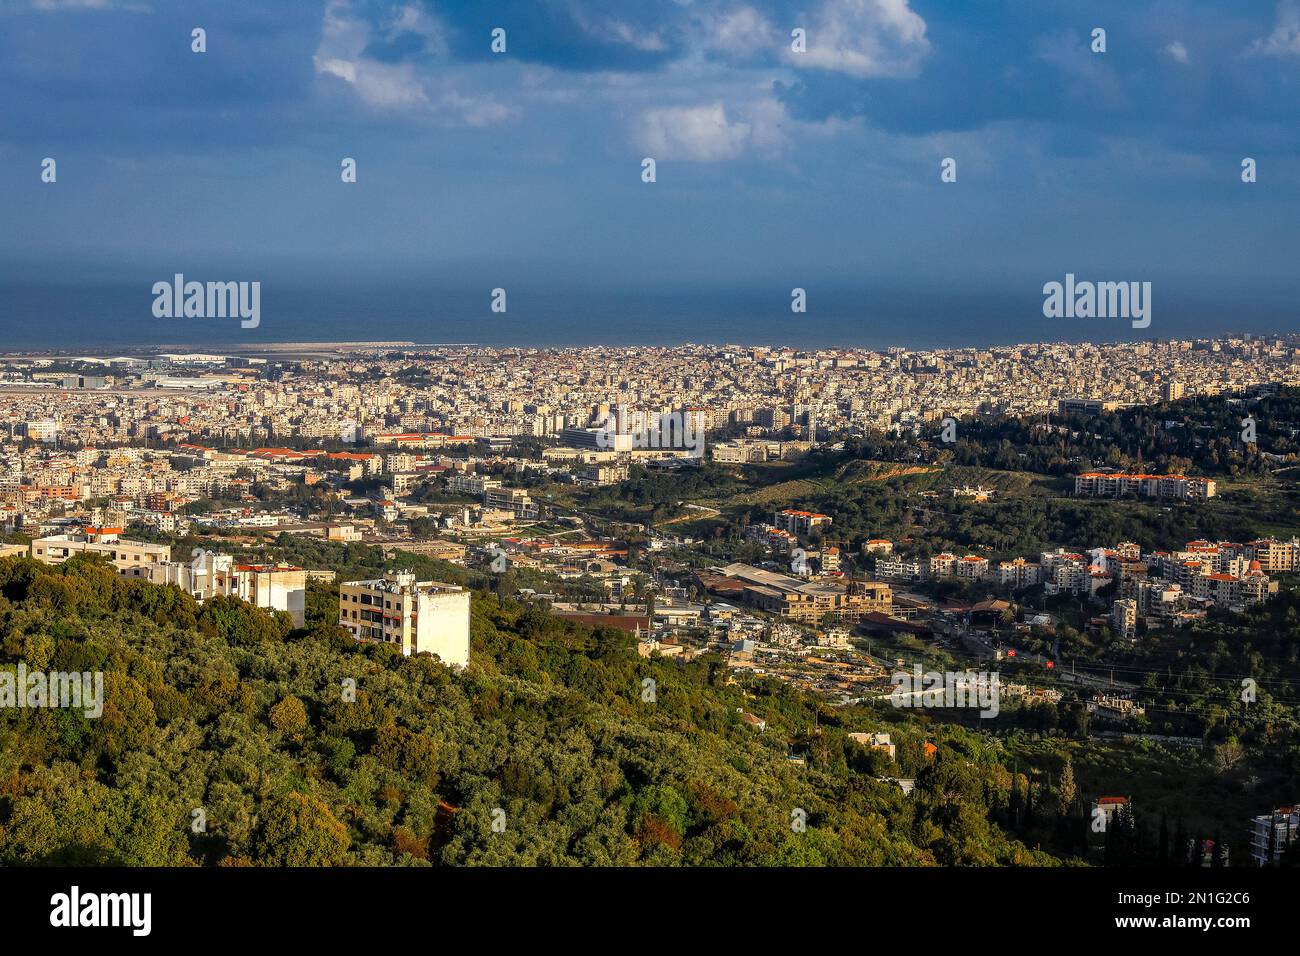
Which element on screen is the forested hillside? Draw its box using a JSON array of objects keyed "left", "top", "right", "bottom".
[{"left": 0, "top": 556, "right": 1055, "bottom": 866}]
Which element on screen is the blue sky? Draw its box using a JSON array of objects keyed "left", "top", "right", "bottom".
[{"left": 1, "top": 0, "right": 1299, "bottom": 330}]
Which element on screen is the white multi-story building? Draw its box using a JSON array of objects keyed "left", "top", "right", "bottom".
[
  {"left": 31, "top": 528, "right": 170, "bottom": 571},
  {"left": 24, "top": 419, "right": 59, "bottom": 443},
  {"left": 994, "top": 558, "right": 1042, "bottom": 588},
  {"left": 1074, "top": 472, "right": 1216, "bottom": 501},
  {"left": 121, "top": 555, "right": 307, "bottom": 626},
  {"left": 874, "top": 557, "right": 922, "bottom": 581},
  {"left": 1112, "top": 598, "right": 1137, "bottom": 639},
  {"left": 1246, "top": 537, "right": 1299, "bottom": 573},
  {"left": 1040, "top": 549, "right": 1091, "bottom": 594},
  {"left": 338, "top": 570, "right": 470, "bottom": 666},
  {"left": 929, "top": 553, "right": 956, "bottom": 578},
  {"left": 773, "top": 509, "right": 832, "bottom": 536},
  {"left": 1250, "top": 806, "right": 1298, "bottom": 866}
]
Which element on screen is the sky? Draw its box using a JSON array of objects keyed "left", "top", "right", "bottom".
[{"left": 0, "top": 0, "right": 1299, "bottom": 343}]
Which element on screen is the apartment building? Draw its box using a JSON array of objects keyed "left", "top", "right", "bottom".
[
  {"left": 560, "top": 427, "right": 632, "bottom": 452},
  {"left": 994, "top": 558, "right": 1042, "bottom": 588},
  {"left": 773, "top": 509, "right": 832, "bottom": 536},
  {"left": 1249, "top": 806, "right": 1298, "bottom": 866},
  {"left": 745, "top": 524, "right": 797, "bottom": 553},
  {"left": 1112, "top": 598, "right": 1137, "bottom": 639},
  {"left": 484, "top": 486, "right": 539, "bottom": 521},
  {"left": 954, "top": 555, "right": 989, "bottom": 580},
  {"left": 31, "top": 528, "right": 170, "bottom": 571},
  {"left": 446, "top": 474, "right": 539, "bottom": 520},
  {"left": 874, "top": 556, "right": 922, "bottom": 581},
  {"left": 338, "top": 570, "right": 470, "bottom": 665},
  {"left": 121, "top": 556, "right": 307, "bottom": 626},
  {"left": 1136, "top": 580, "right": 1189, "bottom": 621},
  {"left": 24, "top": 418, "right": 59, "bottom": 443},
  {"left": 1040, "top": 549, "right": 1094, "bottom": 595},
  {"left": 1186, "top": 569, "right": 1273, "bottom": 608},
  {"left": 1245, "top": 537, "right": 1299, "bottom": 573},
  {"left": 446, "top": 474, "right": 499, "bottom": 496},
  {"left": 1074, "top": 472, "right": 1217, "bottom": 501},
  {"left": 929, "top": 553, "right": 956, "bottom": 578}
]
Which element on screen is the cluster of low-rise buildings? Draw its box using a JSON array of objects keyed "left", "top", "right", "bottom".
[
  {"left": 11, "top": 527, "right": 309, "bottom": 626},
  {"left": 867, "top": 536, "right": 1291, "bottom": 634},
  {"left": 2, "top": 525, "right": 479, "bottom": 667},
  {"left": 695, "top": 562, "right": 892, "bottom": 625}
]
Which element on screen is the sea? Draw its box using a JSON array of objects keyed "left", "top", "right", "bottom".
[{"left": 0, "top": 279, "right": 1294, "bottom": 351}]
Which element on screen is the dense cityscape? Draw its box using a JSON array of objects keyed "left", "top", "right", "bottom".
[
  {"left": 5, "top": 0, "right": 1299, "bottom": 934},
  {"left": 1, "top": 333, "right": 1298, "bottom": 877}
]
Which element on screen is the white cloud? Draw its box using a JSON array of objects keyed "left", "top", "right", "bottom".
[
  {"left": 440, "top": 91, "right": 513, "bottom": 128},
  {"left": 1163, "top": 41, "right": 1189, "bottom": 63},
  {"left": 791, "top": 0, "right": 930, "bottom": 78},
  {"left": 29, "top": 0, "right": 149, "bottom": 9},
  {"left": 31, "top": 0, "right": 113, "bottom": 8},
  {"left": 313, "top": 0, "right": 509, "bottom": 123},
  {"left": 709, "top": 6, "right": 777, "bottom": 58},
  {"left": 569, "top": 9, "right": 668, "bottom": 53},
  {"left": 1253, "top": 1, "right": 1300, "bottom": 56},
  {"left": 637, "top": 104, "right": 752, "bottom": 161},
  {"left": 634, "top": 92, "right": 810, "bottom": 162},
  {"left": 316, "top": 56, "right": 429, "bottom": 109}
]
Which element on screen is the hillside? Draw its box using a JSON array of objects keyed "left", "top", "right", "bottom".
[{"left": 0, "top": 555, "right": 1055, "bottom": 867}]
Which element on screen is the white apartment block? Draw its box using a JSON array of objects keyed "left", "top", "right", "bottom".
[
  {"left": 994, "top": 558, "right": 1042, "bottom": 588},
  {"left": 121, "top": 556, "right": 307, "bottom": 626},
  {"left": 446, "top": 474, "right": 500, "bottom": 496},
  {"left": 1186, "top": 571, "right": 1273, "bottom": 608},
  {"left": 1250, "top": 806, "right": 1298, "bottom": 866},
  {"left": 1074, "top": 472, "right": 1216, "bottom": 501},
  {"left": 1112, "top": 598, "right": 1137, "bottom": 639},
  {"left": 874, "top": 557, "right": 922, "bottom": 581},
  {"left": 929, "top": 553, "right": 956, "bottom": 577},
  {"left": 31, "top": 529, "right": 170, "bottom": 571},
  {"left": 1246, "top": 537, "right": 1299, "bottom": 573},
  {"left": 928, "top": 552, "right": 990, "bottom": 581},
  {"left": 1040, "top": 549, "right": 1093, "bottom": 595},
  {"left": 745, "top": 523, "right": 797, "bottom": 553},
  {"left": 338, "top": 570, "right": 470, "bottom": 666},
  {"left": 1136, "top": 580, "right": 1188, "bottom": 620},
  {"left": 954, "top": 555, "right": 989, "bottom": 580},
  {"left": 773, "top": 509, "right": 832, "bottom": 536}
]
